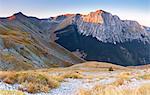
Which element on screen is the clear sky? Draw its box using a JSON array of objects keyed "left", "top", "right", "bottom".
[{"left": 0, "top": 0, "right": 150, "bottom": 26}]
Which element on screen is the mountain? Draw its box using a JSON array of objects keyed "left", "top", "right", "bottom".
[
  {"left": 0, "top": 10, "right": 150, "bottom": 68},
  {"left": 0, "top": 13, "right": 84, "bottom": 71},
  {"left": 54, "top": 10, "right": 150, "bottom": 66}
]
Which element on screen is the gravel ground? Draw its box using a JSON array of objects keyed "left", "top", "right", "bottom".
[
  {"left": 0, "top": 81, "right": 20, "bottom": 90},
  {"left": 0, "top": 78, "right": 116, "bottom": 95},
  {"left": 1, "top": 78, "right": 150, "bottom": 95},
  {"left": 118, "top": 79, "right": 150, "bottom": 90},
  {"left": 0, "top": 70, "right": 149, "bottom": 95},
  {"left": 49, "top": 78, "right": 116, "bottom": 95}
]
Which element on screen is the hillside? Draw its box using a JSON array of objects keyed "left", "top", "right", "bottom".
[
  {"left": 69, "top": 61, "right": 129, "bottom": 71},
  {"left": 0, "top": 17, "right": 84, "bottom": 70}
]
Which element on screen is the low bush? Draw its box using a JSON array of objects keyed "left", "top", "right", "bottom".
[
  {"left": 62, "top": 71, "right": 83, "bottom": 79},
  {"left": 108, "top": 67, "right": 114, "bottom": 71}
]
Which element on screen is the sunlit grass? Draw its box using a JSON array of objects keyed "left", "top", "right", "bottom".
[
  {"left": 140, "top": 74, "right": 150, "bottom": 80},
  {"left": 0, "top": 70, "right": 84, "bottom": 93},
  {"left": 0, "top": 71, "right": 60, "bottom": 93},
  {"left": 0, "top": 90, "right": 25, "bottom": 95},
  {"left": 78, "top": 83, "right": 150, "bottom": 95}
]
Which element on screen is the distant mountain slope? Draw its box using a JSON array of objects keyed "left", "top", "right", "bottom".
[
  {"left": 54, "top": 10, "right": 150, "bottom": 66},
  {"left": 0, "top": 14, "right": 84, "bottom": 71},
  {"left": 0, "top": 10, "right": 150, "bottom": 67},
  {"left": 55, "top": 25, "right": 150, "bottom": 66}
]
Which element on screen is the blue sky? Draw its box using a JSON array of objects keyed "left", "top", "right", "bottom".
[{"left": 0, "top": 0, "right": 150, "bottom": 26}]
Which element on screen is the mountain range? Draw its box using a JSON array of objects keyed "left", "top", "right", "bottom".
[{"left": 0, "top": 10, "right": 150, "bottom": 70}]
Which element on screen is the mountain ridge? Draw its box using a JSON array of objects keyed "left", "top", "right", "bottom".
[
  {"left": 0, "top": 12, "right": 85, "bottom": 71},
  {"left": 0, "top": 9, "right": 150, "bottom": 67},
  {"left": 54, "top": 10, "right": 150, "bottom": 44}
]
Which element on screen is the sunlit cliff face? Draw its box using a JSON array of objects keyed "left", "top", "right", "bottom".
[{"left": 82, "top": 10, "right": 104, "bottom": 24}]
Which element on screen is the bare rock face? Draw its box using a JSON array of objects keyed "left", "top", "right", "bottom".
[
  {"left": 82, "top": 10, "right": 104, "bottom": 24},
  {"left": 54, "top": 10, "right": 150, "bottom": 44}
]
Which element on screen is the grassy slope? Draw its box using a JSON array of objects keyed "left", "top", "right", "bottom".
[
  {"left": 0, "top": 25, "right": 84, "bottom": 71},
  {"left": 70, "top": 61, "right": 129, "bottom": 71}
]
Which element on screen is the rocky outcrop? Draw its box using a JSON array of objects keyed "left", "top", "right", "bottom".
[{"left": 55, "top": 10, "right": 150, "bottom": 44}]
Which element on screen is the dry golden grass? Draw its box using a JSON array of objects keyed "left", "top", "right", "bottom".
[
  {"left": 0, "top": 90, "right": 25, "bottom": 95},
  {"left": 78, "top": 83, "right": 150, "bottom": 95},
  {"left": 117, "top": 72, "right": 131, "bottom": 79},
  {"left": 78, "top": 69, "right": 150, "bottom": 95},
  {"left": 0, "top": 30, "right": 32, "bottom": 45},
  {"left": 140, "top": 74, "right": 150, "bottom": 80},
  {"left": 0, "top": 71, "right": 60, "bottom": 93},
  {"left": 1, "top": 30, "right": 44, "bottom": 56},
  {"left": 0, "top": 71, "right": 15, "bottom": 79},
  {"left": 0, "top": 70, "right": 84, "bottom": 93},
  {"left": 78, "top": 85, "right": 117, "bottom": 95},
  {"left": 70, "top": 61, "right": 129, "bottom": 72},
  {"left": 136, "top": 83, "right": 150, "bottom": 95},
  {"left": 0, "top": 53, "right": 34, "bottom": 71},
  {"left": 110, "top": 78, "right": 125, "bottom": 86},
  {"left": 62, "top": 71, "right": 83, "bottom": 79}
]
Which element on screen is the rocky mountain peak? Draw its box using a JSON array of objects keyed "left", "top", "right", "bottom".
[
  {"left": 7, "top": 12, "right": 26, "bottom": 21},
  {"left": 13, "top": 12, "right": 27, "bottom": 18},
  {"left": 63, "top": 14, "right": 75, "bottom": 17},
  {"left": 14, "top": 12, "right": 24, "bottom": 16},
  {"left": 81, "top": 10, "right": 104, "bottom": 24},
  {"left": 54, "top": 10, "right": 150, "bottom": 44},
  {"left": 93, "top": 9, "right": 105, "bottom": 14},
  {"left": 53, "top": 10, "right": 150, "bottom": 66},
  {"left": 71, "top": 10, "right": 150, "bottom": 44}
]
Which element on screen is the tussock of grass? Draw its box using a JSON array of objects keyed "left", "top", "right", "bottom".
[
  {"left": 136, "top": 83, "right": 150, "bottom": 95},
  {"left": 140, "top": 74, "right": 150, "bottom": 80},
  {"left": 0, "top": 70, "right": 84, "bottom": 93},
  {"left": 78, "top": 83, "right": 150, "bottom": 95},
  {"left": 110, "top": 78, "right": 125, "bottom": 86},
  {"left": 117, "top": 72, "right": 131, "bottom": 79},
  {"left": 62, "top": 71, "right": 83, "bottom": 79},
  {"left": 0, "top": 71, "right": 60, "bottom": 93},
  {"left": 78, "top": 85, "right": 116, "bottom": 95},
  {"left": 0, "top": 90, "right": 25, "bottom": 95}
]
